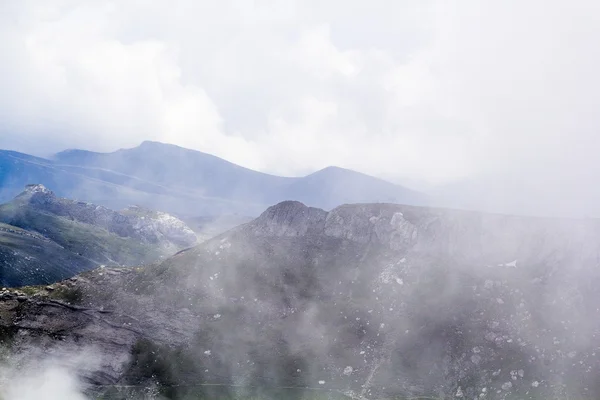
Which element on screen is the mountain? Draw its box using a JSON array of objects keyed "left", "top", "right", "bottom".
[
  {"left": 1, "top": 201, "right": 599, "bottom": 399},
  {"left": 0, "top": 149, "right": 170, "bottom": 212},
  {"left": 0, "top": 185, "right": 197, "bottom": 287},
  {"left": 0, "top": 141, "right": 427, "bottom": 216}
]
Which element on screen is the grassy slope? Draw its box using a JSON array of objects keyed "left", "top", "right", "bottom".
[
  {"left": 0, "top": 203, "right": 163, "bottom": 287},
  {"left": 0, "top": 223, "right": 94, "bottom": 286}
]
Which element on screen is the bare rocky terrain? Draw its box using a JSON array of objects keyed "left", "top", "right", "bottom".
[{"left": 2, "top": 201, "right": 600, "bottom": 399}]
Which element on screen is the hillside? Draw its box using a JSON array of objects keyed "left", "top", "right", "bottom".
[
  {"left": 0, "top": 185, "right": 197, "bottom": 287},
  {"left": 0, "top": 149, "right": 172, "bottom": 212},
  {"left": 1, "top": 201, "right": 599, "bottom": 399},
  {"left": 0, "top": 222, "right": 93, "bottom": 287},
  {"left": 0, "top": 142, "right": 427, "bottom": 216}
]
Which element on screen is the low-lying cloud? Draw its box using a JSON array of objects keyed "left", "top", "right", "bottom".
[{"left": 0, "top": 345, "right": 104, "bottom": 400}]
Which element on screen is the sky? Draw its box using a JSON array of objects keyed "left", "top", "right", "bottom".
[{"left": 1, "top": 0, "right": 599, "bottom": 190}]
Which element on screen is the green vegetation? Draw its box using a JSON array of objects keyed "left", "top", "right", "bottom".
[
  {"left": 95, "top": 384, "right": 351, "bottom": 400},
  {"left": 48, "top": 285, "right": 84, "bottom": 304},
  {"left": 6, "top": 209, "right": 161, "bottom": 264},
  {"left": 0, "top": 228, "right": 85, "bottom": 286},
  {"left": 0, "top": 327, "right": 16, "bottom": 365},
  {"left": 0, "top": 222, "right": 28, "bottom": 234},
  {"left": 117, "top": 338, "right": 208, "bottom": 399},
  {"left": 105, "top": 339, "right": 349, "bottom": 400},
  {"left": 17, "top": 285, "right": 42, "bottom": 296},
  {"left": 0, "top": 204, "right": 163, "bottom": 286},
  {"left": 96, "top": 388, "right": 349, "bottom": 400},
  {"left": 0, "top": 327, "right": 15, "bottom": 347},
  {"left": 92, "top": 388, "right": 591, "bottom": 400},
  {"left": 5, "top": 283, "right": 84, "bottom": 303}
]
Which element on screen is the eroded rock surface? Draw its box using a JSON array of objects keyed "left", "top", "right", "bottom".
[
  {"left": 17, "top": 185, "right": 197, "bottom": 248},
  {"left": 2, "top": 201, "right": 600, "bottom": 399}
]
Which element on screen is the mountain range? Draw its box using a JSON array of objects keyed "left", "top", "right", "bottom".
[
  {"left": 0, "top": 141, "right": 427, "bottom": 217},
  {"left": 1, "top": 200, "right": 598, "bottom": 399},
  {"left": 2, "top": 140, "right": 598, "bottom": 399}
]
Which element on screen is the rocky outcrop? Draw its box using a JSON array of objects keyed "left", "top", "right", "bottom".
[
  {"left": 2, "top": 200, "right": 600, "bottom": 399},
  {"left": 324, "top": 204, "right": 418, "bottom": 249},
  {"left": 248, "top": 201, "right": 600, "bottom": 264},
  {"left": 15, "top": 184, "right": 197, "bottom": 249},
  {"left": 0, "top": 268, "right": 197, "bottom": 387},
  {"left": 248, "top": 201, "right": 419, "bottom": 246},
  {"left": 249, "top": 200, "right": 328, "bottom": 237},
  {"left": 122, "top": 206, "right": 197, "bottom": 248}
]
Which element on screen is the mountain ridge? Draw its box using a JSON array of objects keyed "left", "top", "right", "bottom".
[
  {"left": 1, "top": 141, "right": 427, "bottom": 216},
  {"left": 0, "top": 200, "right": 592, "bottom": 397}
]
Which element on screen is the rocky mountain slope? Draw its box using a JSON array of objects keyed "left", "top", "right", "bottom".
[
  {"left": 1, "top": 201, "right": 600, "bottom": 399},
  {"left": 0, "top": 185, "right": 196, "bottom": 287},
  {"left": 0, "top": 142, "right": 426, "bottom": 216}
]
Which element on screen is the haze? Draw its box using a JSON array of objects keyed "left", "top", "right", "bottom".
[
  {"left": 2, "top": 2, "right": 600, "bottom": 399},
  {"left": 1, "top": 0, "right": 599, "bottom": 196}
]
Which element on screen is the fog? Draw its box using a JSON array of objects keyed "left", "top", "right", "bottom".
[
  {"left": 0, "top": 346, "right": 103, "bottom": 400},
  {"left": 1, "top": 1, "right": 600, "bottom": 399},
  {"left": 2, "top": 365, "right": 85, "bottom": 400},
  {"left": 3, "top": 203, "right": 600, "bottom": 398}
]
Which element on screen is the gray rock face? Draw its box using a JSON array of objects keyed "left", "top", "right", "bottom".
[
  {"left": 2, "top": 201, "right": 600, "bottom": 399},
  {"left": 250, "top": 200, "right": 328, "bottom": 237},
  {"left": 0, "top": 268, "right": 196, "bottom": 387},
  {"left": 324, "top": 204, "right": 418, "bottom": 249},
  {"left": 251, "top": 201, "right": 600, "bottom": 265},
  {"left": 123, "top": 206, "right": 197, "bottom": 248},
  {"left": 251, "top": 202, "right": 420, "bottom": 248},
  {"left": 16, "top": 184, "right": 197, "bottom": 249}
]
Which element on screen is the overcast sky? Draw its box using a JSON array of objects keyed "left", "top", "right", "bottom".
[{"left": 1, "top": 0, "right": 599, "bottom": 189}]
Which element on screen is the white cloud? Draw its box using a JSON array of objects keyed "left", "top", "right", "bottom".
[
  {"left": 1, "top": 366, "right": 87, "bottom": 400},
  {"left": 1, "top": 0, "right": 599, "bottom": 193},
  {"left": 0, "top": 345, "right": 105, "bottom": 400}
]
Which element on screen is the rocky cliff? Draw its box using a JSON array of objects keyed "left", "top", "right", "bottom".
[
  {"left": 1, "top": 201, "right": 600, "bottom": 399},
  {"left": 15, "top": 184, "right": 197, "bottom": 249}
]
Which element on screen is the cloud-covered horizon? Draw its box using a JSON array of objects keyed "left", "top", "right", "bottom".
[{"left": 1, "top": 0, "right": 599, "bottom": 189}]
